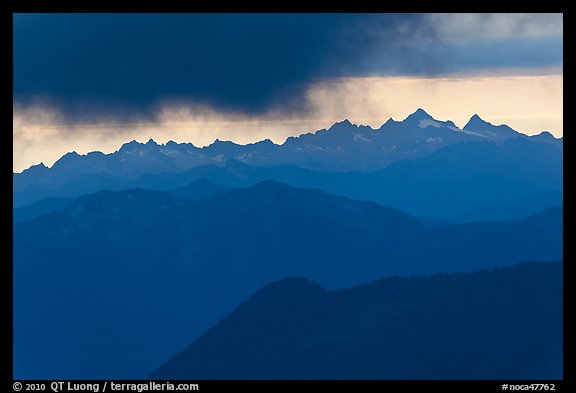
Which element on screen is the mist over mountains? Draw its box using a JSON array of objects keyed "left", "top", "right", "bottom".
[
  {"left": 14, "top": 181, "right": 562, "bottom": 379},
  {"left": 14, "top": 109, "right": 562, "bottom": 217},
  {"left": 13, "top": 109, "right": 563, "bottom": 380}
]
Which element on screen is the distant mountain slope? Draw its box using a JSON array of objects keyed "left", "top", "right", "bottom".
[
  {"left": 13, "top": 109, "right": 562, "bottom": 208},
  {"left": 451, "top": 191, "right": 563, "bottom": 223},
  {"left": 13, "top": 196, "right": 75, "bottom": 223},
  {"left": 12, "top": 178, "right": 229, "bottom": 223},
  {"left": 152, "top": 261, "right": 562, "bottom": 380},
  {"left": 13, "top": 181, "right": 563, "bottom": 379},
  {"left": 527, "top": 131, "right": 563, "bottom": 149},
  {"left": 13, "top": 181, "right": 425, "bottom": 379},
  {"left": 13, "top": 135, "right": 563, "bottom": 218},
  {"left": 360, "top": 138, "right": 562, "bottom": 215},
  {"left": 167, "top": 178, "right": 229, "bottom": 201},
  {"left": 149, "top": 138, "right": 561, "bottom": 217}
]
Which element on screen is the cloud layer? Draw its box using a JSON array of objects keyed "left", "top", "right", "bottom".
[
  {"left": 14, "top": 13, "right": 563, "bottom": 117},
  {"left": 424, "top": 13, "right": 563, "bottom": 42},
  {"left": 14, "top": 72, "right": 563, "bottom": 172},
  {"left": 13, "top": 14, "right": 563, "bottom": 172}
]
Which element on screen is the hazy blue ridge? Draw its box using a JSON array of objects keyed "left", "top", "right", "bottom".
[{"left": 13, "top": 181, "right": 563, "bottom": 379}]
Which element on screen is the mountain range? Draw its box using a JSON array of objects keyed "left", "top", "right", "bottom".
[
  {"left": 13, "top": 108, "right": 563, "bottom": 380},
  {"left": 13, "top": 109, "right": 562, "bottom": 212},
  {"left": 13, "top": 180, "right": 562, "bottom": 379}
]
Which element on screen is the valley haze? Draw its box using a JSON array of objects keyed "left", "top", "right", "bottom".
[{"left": 13, "top": 108, "right": 563, "bottom": 379}]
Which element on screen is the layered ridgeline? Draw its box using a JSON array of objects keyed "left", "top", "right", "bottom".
[
  {"left": 13, "top": 109, "right": 563, "bottom": 379},
  {"left": 151, "top": 261, "right": 562, "bottom": 380},
  {"left": 14, "top": 109, "right": 562, "bottom": 218},
  {"left": 14, "top": 181, "right": 562, "bottom": 379}
]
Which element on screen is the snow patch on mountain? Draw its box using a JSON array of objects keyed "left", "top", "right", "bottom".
[
  {"left": 353, "top": 133, "right": 372, "bottom": 142},
  {"left": 459, "top": 129, "right": 490, "bottom": 138},
  {"left": 419, "top": 119, "right": 443, "bottom": 128}
]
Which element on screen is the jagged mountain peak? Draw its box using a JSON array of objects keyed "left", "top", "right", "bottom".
[
  {"left": 119, "top": 139, "right": 143, "bottom": 151},
  {"left": 336, "top": 118, "right": 352, "bottom": 125},
  {"left": 20, "top": 162, "right": 49, "bottom": 175},
  {"left": 253, "top": 138, "right": 276, "bottom": 146},
  {"left": 405, "top": 108, "right": 435, "bottom": 122},
  {"left": 464, "top": 114, "right": 491, "bottom": 129},
  {"left": 383, "top": 117, "right": 398, "bottom": 126},
  {"left": 463, "top": 114, "right": 520, "bottom": 141},
  {"left": 210, "top": 138, "right": 239, "bottom": 146},
  {"left": 14, "top": 108, "right": 560, "bottom": 195},
  {"left": 328, "top": 118, "right": 356, "bottom": 131},
  {"left": 51, "top": 151, "right": 81, "bottom": 167}
]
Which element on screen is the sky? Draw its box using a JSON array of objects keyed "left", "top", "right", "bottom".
[{"left": 13, "top": 13, "right": 563, "bottom": 172}]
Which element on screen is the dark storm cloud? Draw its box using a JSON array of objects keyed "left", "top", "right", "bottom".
[
  {"left": 13, "top": 13, "right": 562, "bottom": 119},
  {"left": 13, "top": 13, "right": 369, "bottom": 118}
]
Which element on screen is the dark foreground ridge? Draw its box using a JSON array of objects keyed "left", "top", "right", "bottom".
[
  {"left": 13, "top": 179, "right": 563, "bottom": 379},
  {"left": 152, "top": 261, "right": 562, "bottom": 380}
]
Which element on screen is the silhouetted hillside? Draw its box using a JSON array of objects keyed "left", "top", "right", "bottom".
[
  {"left": 13, "top": 181, "right": 563, "bottom": 379},
  {"left": 152, "top": 261, "right": 562, "bottom": 380}
]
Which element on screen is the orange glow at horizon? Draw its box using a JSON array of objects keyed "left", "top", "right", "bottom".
[{"left": 13, "top": 73, "right": 563, "bottom": 173}]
